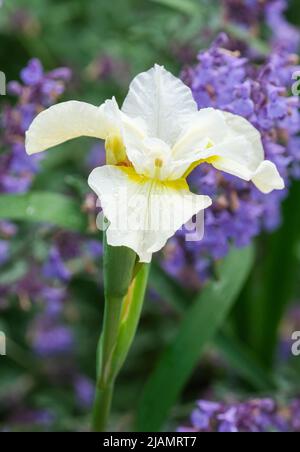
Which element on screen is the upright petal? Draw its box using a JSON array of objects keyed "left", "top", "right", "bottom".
[
  {"left": 88, "top": 165, "right": 211, "bottom": 262},
  {"left": 26, "top": 101, "right": 106, "bottom": 155},
  {"left": 122, "top": 64, "right": 197, "bottom": 146},
  {"left": 169, "top": 108, "right": 229, "bottom": 179},
  {"left": 172, "top": 109, "right": 228, "bottom": 161}
]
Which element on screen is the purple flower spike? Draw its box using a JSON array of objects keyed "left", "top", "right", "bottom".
[
  {"left": 162, "top": 31, "right": 300, "bottom": 287},
  {"left": 43, "top": 247, "right": 71, "bottom": 283},
  {"left": 20, "top": 58, "right": 44, "bottom": 85},
  {"left": 178, "top": 397, "right": 293, "bottom": 432}
]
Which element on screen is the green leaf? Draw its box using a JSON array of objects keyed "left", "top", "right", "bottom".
[
  {"left": 149, "top": 261, "right": 188, "bottom": 313},
  {"left": 150, "top": 0, "right": 200, "bottom": 16},
  {"left": 136, "top": 245, "right": 254, "bottom": 432},
  {"left": 149, "top": 257, "right": 272, "bottom": 392},
  {"left": 215, "top": 330, "right": 276, "bottom": 391},
  {"left": 0, "top": 192, "right": 87, "bottom": 232},
  {"left": 223, "top": 23, "right": 269, "bottom": 55},
  {"left": 253, "top": 180, "right": 300, "bottom": 367},
  {"left": 103, "top": 236, "right": 137, "bottom": 299},
  {"left": 0, "top": 261, "right": 27, "bottom": 285}
]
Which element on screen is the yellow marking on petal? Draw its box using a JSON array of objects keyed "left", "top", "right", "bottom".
[
  {"left": 118, "top": 166, "right": 147, "bottom": 184},
  {"left": 155, "top": 158, "right": 163, "bottom": 168},
  {"left": 154, "top": 158, "right": 164, "bottom": 179},
  {"left": 119, "top": 166, "right": 189, "bottom": 191},
  {"left": 183, "top": 155, "right": 220, "bottom": 178},
  {"left": 105, "top": 134, "right": 127, "bottom": 165},
  {"left": 163, "top": 178, "right": 189, "bottom": 191}
]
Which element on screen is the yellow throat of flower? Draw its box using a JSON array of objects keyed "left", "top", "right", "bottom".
[
  {"left": 105, "top": 134, "right": 220, "bottom": 192},
  {"left": 105, "top": 134, "right": 127, "bottom": 165}
]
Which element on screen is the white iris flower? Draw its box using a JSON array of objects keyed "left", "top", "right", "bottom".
[{"left": 26, "top": 65, "right": 284, "bottom": 262}]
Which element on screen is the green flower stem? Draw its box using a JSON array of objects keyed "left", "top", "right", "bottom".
[
  {"left": 92, "top": 238, "right": 150, "bottom": 432},
  {"left": 92, "top": 382, "right": 114, "bottom": 433}
]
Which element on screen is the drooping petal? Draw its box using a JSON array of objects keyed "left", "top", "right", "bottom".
[
  {"left": 208, "top": 111, "right": 265, "bottom": 174},
  {"left": 172, "top": 108, "right": 284, "bottom": 192},
  {"left": 172, "top": 108, "right": 263, "bottom": 175},
  {"left": 25, "top": 101, "right": 107, "bottom": 155},
  {"left": 251, "top": 161, "right": 285, "bottom": 193},
  {"left": 88, "top": 165, "right": 211, "bottom": 262},
  {"left": 208, "top": 112, "right": 284, "bottom": 191},
  {"left": 122, "top": 64, "right": 197, "bottom": 146}
]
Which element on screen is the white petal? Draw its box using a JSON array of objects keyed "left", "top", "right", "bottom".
[
  {"left": 170, "top": 108, "right": 263, "bottom": 180},
  {"left": 172, "top": 109, "right": 228, "bottom": 160},
  {"left": 251, "top": 160, "right": 285, "bottom": 194},
  {"left": 122, "top": 64, "right": 197, "bottom": 146},
  {"left": 209, "top": 111, "right": 264, "bottom": 173},
  {"left": 174, "top": 108, "right": 264, "bottom": 175},
  {"left": 169, "top": 108, "right": 229, "bottom": 179},
  {"left": 26, "top": 101, "right": 106, "bottom": 155},
  {"left": 207, "top": 112, "right": 285, "bottom": 192},
  {"left": 121, "top": 134, "right": 174, "bottom": 179},
  {"left": 172, "top": 108, "right": 283, "bottom": 193},
  {"left": 88, "top": 165, "right": 211, "bottom": 262}
]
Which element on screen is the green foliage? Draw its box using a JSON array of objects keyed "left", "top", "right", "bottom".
[
  {"left": 136, "top": 246, "right": 254, "bottom": 431},
  {"left": 0, "top": 0, "right": 300, "bottom": 433},
  {"left": 0, "top": 192, "right": 88, "bottom": 232}
]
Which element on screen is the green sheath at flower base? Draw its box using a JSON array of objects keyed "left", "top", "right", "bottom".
[
  {"left": 97, "top": 236, "right": 137, "bottom": 386},
  {"left": 92, "top": 236, "right": 150, "bottom": 432},
  {"left": 109, "top": 263, "right": 150, "bottom": 380},
  {"left": 103, "top": 236, "right": 137, "bottom": 299}
]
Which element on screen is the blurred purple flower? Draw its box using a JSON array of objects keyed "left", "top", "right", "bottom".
[
  {"left": 290, "top": 399, "right": 300, "bottom": 432},
  {"left": 74, "top": 376, "right": 95, "bottom": 409},
  {"left": 9, "top": 408, "right": 55, "bottom": 427},
  {"left": 178, "top": 398, "right": 290, "bottom": 432},
  {"left": 43, "top": 247, "right": 71, "bottom": 283},
  {"left": 0, "top": 240, "right": 9, "bottom": 266},
  {"left": 0, "top": 221, "right": 18, "bottom": 238},
  {"left": 162, "top": 33, "right": 300, "bottom": 286},
  {"left": 20, "top": 58, "right": 43, "bottom": 85},
  {"left": 1, "top": 58, "right": 71, "bottom": 195},
  {"left": 86, "top": 239, "right": 103, "bottom": 258},
  {"left": 266, "top": 0, "right": 300, "bottom": 53},
  {"left": 223, "top": 0, "right": 270, "bottom": 28},
  {"left": 31, "top": 316, "right": 74, "bottom": 357},
  {"left": 42, "top": 286, "right": 66, "bottom": 317},
  {"left": 223, "top": 0, "right": 300, "bottom": 54}
]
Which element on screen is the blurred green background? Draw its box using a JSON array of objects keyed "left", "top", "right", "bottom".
[{"left": 0, "top": 0, "right": 300, "bottom": 432}]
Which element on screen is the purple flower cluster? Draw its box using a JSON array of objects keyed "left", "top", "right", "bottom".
[
  {"left": 223, "top": 0, "right": 300, "bottom": 53},
  {"left": 223, "top": 0, "right": 273, "bottom": 29},
  {"left": 162, "top": 22, "right": 300, "bottom": 285},
  {"left": 0, "top": 60, "right": 77, "bottom": 355},
  {"left": 265, "top": 0, "right": 300, "bottom": 53},
  {"left": 0, "top": 61, "right": 100, "bottom": 423},
  {"left": 178, "top": 397, "right": 300, "bottom": 432},
  {"left": 1, "top": 59, "right": 71, "bottom": 194}
]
